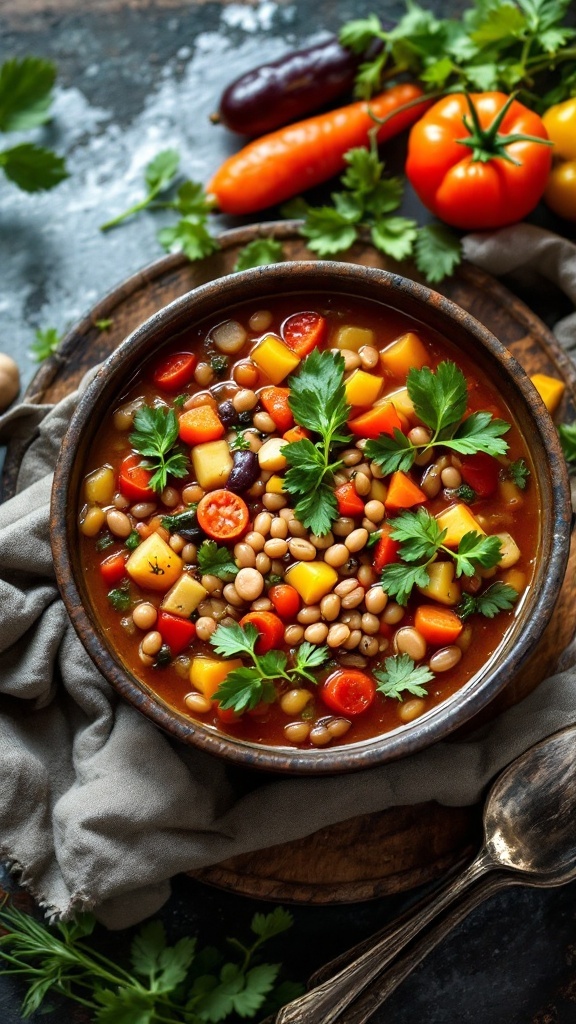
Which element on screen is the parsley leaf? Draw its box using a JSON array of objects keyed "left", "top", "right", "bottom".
[
  {"left": 559, "top": 421, "right": 576, "bottom": 463},
  {"left": 0, "top": 142, "right": 68, "bottom": 192},
  {"left": 129, "top": 405, "right": 188, "bottom": 493},
  {"left": 234, "top": 238, "right": 285, "bottom": 271},
  {"left": 283, "top": 350, "right": 351, "bottom": 535},
  {"left": 158, "top": 216, "right": 219, "bottom": 261},
  {"left": 458, "top": 581, "right": 519, "bottom": 620},
  {"left": 374, "top": 654, "right": 434, "bottom": 700},
  {"left": 454, "top": 531, "right": 503, "bottom": 577},
  {"left": 100, "top": 148, "right": 181, "bottom": 230},
  {"left": 29, "top": 325, "right": 63, "bottom": 362},
  {"left": 0, "top": 56, "right": 56, "bottom": 131},
  {"left": 414, "top": 224, "right": 463, "bottom": 284},
  {"left": 508, "top": 457, "right": 530, "bottom": 489},
  {"left": 108, "top": 587, "right": 131, "bottom": 612},
  {"left": 409, "top": 361, "right": 468, "bottom": 435},
  {"left": 197, "top": 540, "right": 239, "bottom": 581},
  {"left": 380, "top": 561, "right": 433, "bottom": 607}
]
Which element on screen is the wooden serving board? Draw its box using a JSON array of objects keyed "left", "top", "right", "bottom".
[{"left": 6, "top": 222, "right": 576, "bottom": 903}]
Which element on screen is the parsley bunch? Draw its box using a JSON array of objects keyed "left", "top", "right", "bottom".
[
  {"left": 374, "top": 654, "right": 434, "bottom": 700},
  {"left": 210, "top": 622, "right": 329, "bottom": 713},
  {"left": 283, "top": 349, "right": 352, "bottom": 536},
  {"left": 130, "top": 405, "right": 188, "bottom": 493},
  {"left": 340, "top": 1, "right": 576, "bottom": 112},
  {"left": 380, "top": 508, "right": 503, "bottom": 605},
  {"left": 458, "top": 581, "right": 519, "bottom": 620},
  {"left": 366, "top": 361, "right": 510, "bottom": 475},
  {"left": 0, "top": 900, "right": 302, "bottom": 1023},
  {"left": 284, "top": 139, "right": 462, "bottom": 284},
  {"left": 0, "top": 57, "right": 68, "bottom": 192}
]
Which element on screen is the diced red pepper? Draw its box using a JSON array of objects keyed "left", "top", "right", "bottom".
[
  {"left": 335, "top": 481, "right": 365, "bottom": 517},
  {"left": 459, "top": 452, "right": 500, "bottom": 497},
  {"left": 100, "top": 551, "right": 128, "bottom": 586},
  {"left": 372, "top": 526, "right": 401, "bottom": 572},
  {"left": 157, "top": 610, "right": 197, "bottom": 655}
]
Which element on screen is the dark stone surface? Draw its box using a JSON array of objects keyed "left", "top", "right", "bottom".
[{"left": 1, "top": 2, "right": 576, "bottom": 1022}]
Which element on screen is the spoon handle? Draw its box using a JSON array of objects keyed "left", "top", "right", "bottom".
[
  {"left": 336, "top": 872, "right": 517, "bottom": 1024},
  {"left": 273, "top": 849, "right": 493, "bottom": 1024}
]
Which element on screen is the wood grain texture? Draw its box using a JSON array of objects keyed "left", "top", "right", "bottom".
[{"left": 5, "top": 222, "right": 575, "bottom": 902}]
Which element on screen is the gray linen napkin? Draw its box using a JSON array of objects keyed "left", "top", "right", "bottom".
[{"left": 1, "top": 224, "right": 575, "bottom": 930}]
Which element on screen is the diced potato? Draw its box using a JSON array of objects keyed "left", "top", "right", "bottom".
[
  {"left": 84, "top": 465, "right": 115, "bottom": 505},
  {"left": 386, "top": 386, "right": 416, "bottom": 424},
  {"left": 530, "top": 373, "right": 565, "bottom": 414},
  {"left": 417, "top": 561, "right": 461, "bottom": 606},
  {"left": 333, "top": 325, "right": 375, "bottom": 352},
  {"left": 494, "top": 531, "right": 521, "bottom": 568},
  {"left": 380, "top": 332, "right": 430, "bottom": 379},
  {"left": 286, "top": 561, "right": 338, "bottom": 605},
  {"left": 251, "top": 335, "right": 300, "bottom": 384},
  {"left": 190, "top": 657, "right": 244, "bottom": 699},
  {"left": 436, "top": 503, "right": 486, "bottom": 548},
  {"left": 258, "top": 437, "right": 288, "bottom": 472},
  {"left": 266, "top": 474, "right": 286, "bottom": 494},
  {"left": 502, "top": 568, "right": 527, "bottom": 593},
  {"left": 126, "top": 533, "right": 183, "bottom": 592},
  {"left": 345, "top": 369, "right": 383, "bottom": 407},
  {"left": 498, "top": 478, "right": 524, "bottom": 509},
  {"left": 161, "top": 574, "right": 208, "bottom": 617},
  {"left": 192, "top": 439, "right": 233, "bottom": 490}
]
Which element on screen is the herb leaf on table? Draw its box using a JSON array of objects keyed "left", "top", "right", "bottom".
[
  {"left": 0, "top": 57, "right": 68, "bottom": 192},
  {"left": 129, "top": 405, "right": 188, "bottom": 493},
  {"left": 29, "top": 326, "right": 63, "bottom": 362}
]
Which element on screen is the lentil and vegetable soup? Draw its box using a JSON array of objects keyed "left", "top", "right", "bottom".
[{"left": 78, "top": 294, "right": 538, "bottom": 750}]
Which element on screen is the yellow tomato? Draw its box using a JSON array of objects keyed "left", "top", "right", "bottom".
[{"left": 543, "top": 98, "right": 576, "bottom": 221}]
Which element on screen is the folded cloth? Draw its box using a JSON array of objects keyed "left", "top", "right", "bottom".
[{"left": 1, "top": 224, "right": 575, "bottom": 930}]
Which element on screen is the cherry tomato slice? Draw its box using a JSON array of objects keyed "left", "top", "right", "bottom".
[
  {"left": 282, "top": 311, "right": 327, "bottom": 358},
  {"left": 268, "top": 584, "right": 301, "bottom": 619},
  {"left": 321, "top": 669, "right": 376, "bottom": 716},
  {"left": 118, "top": 453, "right": 155, "bottom": 501},
  {"left": 152, "top": 352, "right": 197, "bottom": 392},
  {"left": 239, "top": 611, "right": 284, "bottom": 653},
  {"left": 196, "top": 489, "right": 249, "bottom": 541}
]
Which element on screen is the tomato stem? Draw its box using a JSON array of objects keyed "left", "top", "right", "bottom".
[{"left": 456, "top": 91, "right": 552, "bottom": 166}]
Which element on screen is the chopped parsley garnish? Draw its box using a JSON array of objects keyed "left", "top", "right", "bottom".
[
  {"left": 210, "top": 354, "right": 229, "bottom": 377},
  {"left": 374, "top": 654, "right": 434, "bottom": 700},
  {"left": 210, "top": 622, "right": 329, "bottom": 714},
  {"left": 380, "top": 508, "right": 503, "bottom": 605},
  {"left": 107, "top": 587, "right": 131, "bottom": 612},
  {"left": 129, "top": 405, "right": 188, "bottom": 493},
  {"left": 457, "top": 582, "right": 519, "bottom": 621},
  {"left": 508, "top": 458, "right": 530, "bottom": 489},
  {"left": 29, "top": 326, "right": 63, "bottom": 362},
  {"left": 95, "top": 533, "right": 115, "bottom": 551},
  {"left": 455, "top": 484, "right": 476, "bottom": 505},
  {"left": 197, "top": 540, "right": 238, "bottom": 581},
  {"left": 161, "top": 505, "right": 199, "bottom": 534},
  {"left": 283, "top": 350, "right": 352, "bottom": 536},
  {"left": 125, "top": 530, "right": 140, "bottom": 550},
  {"left": 229, "top": 426, "right": 251, "bottom": 451},
  {"left": 365, "top": 361, "right": 510, "bottom": 475}
]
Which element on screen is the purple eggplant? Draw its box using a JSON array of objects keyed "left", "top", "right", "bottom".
[{"left": 211, "top": 36, "right": 360, "bottom": 137}]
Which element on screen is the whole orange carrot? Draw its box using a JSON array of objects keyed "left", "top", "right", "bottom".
[{"left": 207, "top": 82, "right": 428, "bottom": 215}]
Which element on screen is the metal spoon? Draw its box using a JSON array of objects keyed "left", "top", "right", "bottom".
[{"left": 270, "top": 724, "right": 576, "bottom": 1024}]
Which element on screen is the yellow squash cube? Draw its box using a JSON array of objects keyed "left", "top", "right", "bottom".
[
  {"left": 436, "top": 503, "right": 485, "bottom": 548},
  {"left": 84, "top": 465, "right": 115, "bottom": 505},
  {"left": 190, "top": 657, "right": 244, "bottom": 699},
  {"left": 530, "top": 373, "right": 565, "bottom": 414},
  {"left": 345, "top": 369, "right": 383, "bottom": 407},
  {"left": 251, "top": 335, "right": 300, "bottom": 384},
  {"left": 126, "top": 533, "right": 183, "bottom": 592},
  {"left": 285, "top": 561, "right": 338, "bottom": 604},
  {"left": 380, "top": 332, "right": 430, "bottom": 379},
  {"left": 161, "top": 574, "right": 208, "bottom": 617},
  {"left": 386, "top": 386, "right": 416, "bottom": 423},
  {"left": 192, "top": 439, "right": 233, "bottom": 490},
  {"left": 417, "top": 561, "right": 461, "bottom": 606},
  {"left": 266, "top": 474, "right": 286, "bottom": 494},
  {"left": 333, "top": 324, "right": 375, "bottom": 352}
]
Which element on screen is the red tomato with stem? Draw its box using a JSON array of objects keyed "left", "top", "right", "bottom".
[
  {"left": 118, "top": 453, "right": 155, "bottom": 501},
  {"left": 321, "top": 669, "right": 376, "bottom": 716},
  {"left": 406, "top": 92, "right": 552, "bottom": 229}
]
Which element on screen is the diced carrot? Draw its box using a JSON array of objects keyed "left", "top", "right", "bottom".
[
  {"left": 385, "top": 471, "right": 427, "bottom": 511},
  {"left": 335, "top": 481, "right": 365, "bottom": 517},
  {"left": 178, "top": 405, "right": 224, "bottom": 445},
  {"left": 372, "top": 526, "right": 400, "bottom": 572},
  {"left": 239, "top": 611, "right": 284, "bottom": 653},
  {"left": 283, "top": 424, "right": 310, "bottom": 443},
  {"left": 348, "top": 401, "right": 403, "bottom": 440},
  {"left": 260, "top": 386, "right": 294, "bottom": 433},
  {"left": 414, "top": 606, "right": 463, "bottom": 646},
  {"left": 99, "top": 551, "right": 128, "bottom": 586}
]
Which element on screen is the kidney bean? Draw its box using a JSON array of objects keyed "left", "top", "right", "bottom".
[{"left": 227, "top": 450, "right": 260, "bottom": 492}]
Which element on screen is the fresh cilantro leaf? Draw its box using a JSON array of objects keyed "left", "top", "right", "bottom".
[
  {"left": 197, "top": 540, "right": 239, "bottom": 581},
  {"left": 469, "top": 3, "right": 527, "bottom": 45},
  {"left": 298, "top": 204, "right": 360, "bottom": 256},
  {"left": 130, "top": 405, "right": 188, "bottom": 493},
  {"left": 214, "top": 669, "right": 275, "bottom": 713},
  {"left": 380, "top": 561, "right": 432, "bottom": 606},
  {"left": 233, "top": 963, "right": 280, "bottom": 1017},
  {"left": 449, "top": 411, "right": 510, "bottom": 457},
  {"left": 0, "top": 57, "right": 56, "bottom": 132},
  {"left": 29, "top": 325, "right": 62, "bottom": 362},
  {"left": 508, "top": 458, "right": 530, "bottom": 489},
  {"left": 172, "top": 178, "right": 214, "bottom": 216},
  {"left": 409, "top": 361, "right": 468, "bottom": 436},
  {"left": 365, "top": 429, "right": 416, "bottom": 475},
  {"left": 414, "top": 224, "right": 463, "bottom": 283},
  {"left": 158, "top": 217, "right": 219, "bottom": 262},
  {"left": 229, "top": 427, "right": 251, "bottom": 451},
  {"left": 0, "top": 142, "right": 68, "bottom": 191},
  {"left": 374, "top": 654, "right": 434, "bottom": 700},
  {"left": 93, "top": 987, "right": 156, "bottom": 1023},
  {"left": 94, "top": 317, "right": 114, "bottom": 331},
  {"left": 210, "top": 354, "right": 229, "bottom": 378},
  {"left": 250, "top": 907, "right": 295, "bottom": 942},
  {"left": 388, "top": 507, "right": 444, "bottom": 562},
  {"left": 100, "top": 149, "right": 180, "bottom": 231},
  {"left": 371, "top": 216, "right": 418, "bottom": 261},
  {"left": 108, "top": 587, "right": 131, "bottom": 612},
  {"left": 234, "top": 238, "right": 284, "bottom": 271},
  {"left": 292, "top": 641, "right": 330, "bottom": 683},
  {"left": 458, "top": 581, "right": 519, "bottom": 620},
  {"left": 558, "top": 421, "right": 576, "bottom": 462},
  {"left": 453, "top": 531, "right": 503, "bottom": 577},
  {"left": 339, "top": 15, "right": 386, "bottom": 55},
  {"left": 211, "top": 621, "right": 260, "bottom": 660}
]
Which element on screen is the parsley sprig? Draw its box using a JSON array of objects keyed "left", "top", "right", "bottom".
[
  {"left": 130, "top": 405, "right": 188, "bottom": 493},
  {"left": 340, "top": 2, "right": 576, "bottom": 112},
  {"left": 374, "top": 654, "right": 435, "bottom": 700},
  {"left": 29, "top": 325, "right": 63, "bottom": 362},
  {"left": 197, "top": 540, "right": 239, "bottom": 581},
  {"left": 0, "top": 899, "right": 301, "bottom": 1023},
  {"left": 380, "top": 508, "right": 503, "bottom": 604},
  {"left": 366, "top": 361, "right": 510, "bottom": 475},
  {"left": 457, "top": 582, "right": 520, "bottom": 620},
  {"left": 283, "top": 350, "right": 352, "bottom": 536},
  {"left": 210, "top": 622, "right": 329, "bottom": 714},
  {"left": 0, "top": 57, "right": 68, "bottom": 192}
]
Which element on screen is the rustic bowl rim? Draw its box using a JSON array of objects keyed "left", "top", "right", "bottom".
[{"left": 50, "top": 260, "right": 572, "bottom": 775}]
